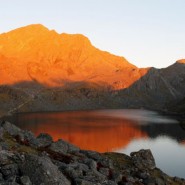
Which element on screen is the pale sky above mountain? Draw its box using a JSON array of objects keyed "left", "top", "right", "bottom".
[{"left": 1, "top": 0, "right": 185, "bottom": 68}]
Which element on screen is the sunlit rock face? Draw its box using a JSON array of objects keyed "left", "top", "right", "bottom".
[
  {"left": 176, "top": 59, "right": 185, "bottom": 64},
  {"left": 0, "top": 24, "right": 148, "bottom": 89}
]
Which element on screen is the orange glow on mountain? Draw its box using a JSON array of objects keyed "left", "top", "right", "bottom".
[
  {"left": 16, "top": 112, "right": 147, "bottom": 152},
  {"left": 0, "top": 24, "right": 149, "bottom": 89},
  {"left": 176, "top": 59, "right": 185, "bottom": 64}
]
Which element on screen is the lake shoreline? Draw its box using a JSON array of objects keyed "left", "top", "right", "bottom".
[
  {"left": 2, "top": 107, "right": 185, "bottom": 120},
  {"left": 0, "top": 120, "right": 184, "bottom": 184},
  {"left": 1, "top": 109, "right": 185, "bottom": 180}
]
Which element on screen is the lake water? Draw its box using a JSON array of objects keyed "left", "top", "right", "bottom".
[{"left": 12, "top": 109, "right": 185, "bottom": 178}]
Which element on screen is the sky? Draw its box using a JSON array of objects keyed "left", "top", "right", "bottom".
[{"left": 0, "top": 0, "right": 185, "bottom": 68}]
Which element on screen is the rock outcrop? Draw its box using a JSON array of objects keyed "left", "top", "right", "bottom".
[{"left": 0, "top": 120, "right": 184, "bottom": 184}]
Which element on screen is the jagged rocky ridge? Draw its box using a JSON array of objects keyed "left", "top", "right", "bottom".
[{"left": 0, "top": 120, "right": 184, "bottom": 185}]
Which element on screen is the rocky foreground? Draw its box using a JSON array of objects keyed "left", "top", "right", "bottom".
[{"left": 0, "top": 121, "right": 184, "bottom": 185}]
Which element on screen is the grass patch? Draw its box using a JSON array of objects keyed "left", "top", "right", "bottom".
[
  {"left": 104, "top": 152, "right": 133, "bottom": 170},
  {"left": 3, "top": 132, "right": 38, "bottom": 155}
]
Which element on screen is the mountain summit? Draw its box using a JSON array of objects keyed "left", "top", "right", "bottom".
[{"left": 0, "top": 24, "right": 147, "bottom": 88}]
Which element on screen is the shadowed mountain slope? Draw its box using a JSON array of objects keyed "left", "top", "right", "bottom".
[{"left": 118, "top": 62, "right": 185, "bottom": 110}]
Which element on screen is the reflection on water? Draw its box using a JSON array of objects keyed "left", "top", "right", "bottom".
[
  {"left": 13, "top": 111, "right": 147, "bottom": 152},
  {"left": 13, "top": 109, "right": 185, "bottom": 178},
  {"left": 96, "top": 109, "right": 178, "bottom": 124}
]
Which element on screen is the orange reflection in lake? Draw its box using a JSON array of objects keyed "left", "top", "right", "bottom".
[{"left": 15, "top": 111, "right": 147, "bottom": 152}]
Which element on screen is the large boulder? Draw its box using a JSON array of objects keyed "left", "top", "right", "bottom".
[
  {"left": 29, "top": 133, "right": 53, "bottom": 148},
  {"left": 49, "top": 139, "right": 79, "bottom": 154},
  {"left": 0, "top": 121, "right": 37, "bottom": 146},
  {"left": 19, "top": 154, "right": 71, "bottom": 185},
  {"left": 130, "top": 149, "right": 156, "bottom": 170}
]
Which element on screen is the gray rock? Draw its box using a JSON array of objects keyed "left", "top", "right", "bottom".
[
  {"left": 136, "top": 171, "right": 149, "bottom": 179},
  {"left": 82, "top": 158, "right": 97, "bottom": 170},
  {"left": 1, "top": 121, "right": 22, "bottom": 137},
  {"left": 143, "top": 177, "right": 156, "bottom": 185},
  {"left": 6, "top": 175, "right": 17, "bottom": 183},
  {"left": 29, "top": 133, "right": 53, "bottom": 148},
  {"left": 20, "top": 176, "right": 32, "bottom": 185},
  {"left": 0, "top": 142, "right": 10, "bottom": 150},
  {"left": 49, "top": 139, "right": 79, "bottom": 154},
  {"left": 0, "top": 172, "right": 4, "bottom": 181},
  {"left": 1, "top": 182, "right": 20, "bottom": 185},
  {"left": 80, "top": 150, "right": 102, "bottom": 161},
  {"left": 22, "top": 131, "right": 37, "bottom": 145},
  {"left": 1, "top": 121, "right": 36, "bottom": 146},
  {"left": 63, "top": 162, "right": 89, "bottom": 179},
  {"left": 85, "top": 169, "right": 107, "bottom": 182},
  {"left": 19, "top": 154, "right": 70, "bottom": 185},
  {"left": 71, "top": 162, "right": 89, "bottom": 173},
  {"left": 0, "top": 127, "right": 4, "bottom": 140},
  {"left": 49, "top": 139, "right": 68, "bottom": 154},
  {"left": 0, "top": 150, "right": 15, "bottom": 165},
  {"left": 74, "top": 178, "right": 95, "bottom": 185},
  {"left": 130, "top": 149, "right": 156, "bottom": 170},
  {"left": 1, "top": 163, "right": 19, "bottom": 180},
  {"left": 111, "top": 171, "right": 122, "bottom": 182},
  {"left": 36, "top": 133, "right": 53, "bottom": 148},
  {"left": 124, "top": 182, "right": 135, "bottom": 185},
  {"left": 125, "top": 176, "right": 136, "bottom": 183},
  {"left": 77, "top": 163, "right": 89, "bottom": 173},
  {"left": 100, "top": 157, "right": 114, "bottom": 169},
  {"left": 102, "top": 180, "right": 117, "bottom": 185},
  {"left": 99, "top": 167, "right": 110, "bottom": 177},
  {"left": 54, "top": 161, "right": 68, "bottom": 171},
  {"left": 64, "top": 166, "right": 82, "bottom": 179}
]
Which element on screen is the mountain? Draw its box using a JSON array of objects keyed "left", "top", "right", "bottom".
[
  {"left": 118, "top": 61, "right": 185, "bottom": 110},
  {"left": 0, "top": 24, "right": 185, "bottom": 114},
  {"left": 0, "top": 24, "right": 147, "bottom": 89}
]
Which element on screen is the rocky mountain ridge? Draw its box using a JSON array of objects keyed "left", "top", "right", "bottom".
[{"left": 0, "top": 24, "right": 185, "bottom": 114}]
